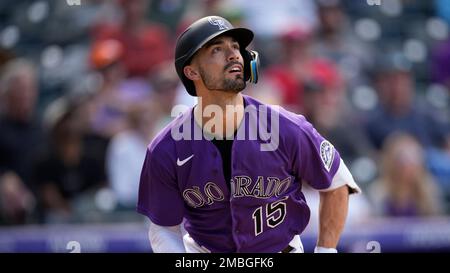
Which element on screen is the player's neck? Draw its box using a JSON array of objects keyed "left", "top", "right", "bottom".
[
  {"left": 212, "top": 92, "right": 242, "bottom": 107},
  {"left": 194, "top": 92, "right": 244, "bottom": 139}
]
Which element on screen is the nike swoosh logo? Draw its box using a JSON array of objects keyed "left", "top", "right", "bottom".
[{"left": 177, "top": 154, "right": 194, "bottom": 166}]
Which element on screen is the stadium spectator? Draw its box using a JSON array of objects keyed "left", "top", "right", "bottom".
[
  {"left": 313, "top": 0, "right": 374, "bottom": 90},
  {"left": 34, "top": 97, "right": 106, "bottom": 223},
  {"left": 106, "top": 100, "right": 161, "bottom": 209},
  {"left": 0, "top": 59, "right": 41, "bottom": 225},
  {"left": 87, "top": 39, "right": 129, "bottom": 138},
  {"left": 264, "top": 27, "right": 344, "bottom": 114},
  {"left": 368, "top": 133, "right": 443, "bottom": 217},
  {"left": 87, "top": 39, "right": 153, "bottom": 139},
  {"left": 149, "top": 62, "right": 180, "bottom": 129},
  {"left": 365, "top": 52, "right": 447, "bottom": 150},
  {"left": 301, "top": 62, "right": 374, "bottom": 165},
  {"left": 92, "top": 0, "right": 172, "bottom": 77}
]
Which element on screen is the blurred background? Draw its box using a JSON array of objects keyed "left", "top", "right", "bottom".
[{"left": 0, "top": 0, "right": 449, "bottom": 253}]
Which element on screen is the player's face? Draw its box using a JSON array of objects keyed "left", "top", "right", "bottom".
[{"left": 194, "top": 35, "right": 246, "bottom": 93}]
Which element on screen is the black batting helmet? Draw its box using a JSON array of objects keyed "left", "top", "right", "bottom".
[{"left": 175, "top": 16, "right": 255, "bottom": 96}]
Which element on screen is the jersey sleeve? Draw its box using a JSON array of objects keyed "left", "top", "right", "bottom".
[
  {"left": 137, "top": 142, "right": 184, "bottom": 226},
  {"left": 295, "top": 115, "right": 341, "bottom": 190}
]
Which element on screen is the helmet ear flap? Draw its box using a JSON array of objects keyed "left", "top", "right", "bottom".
[{"left": 242, "top": 50, "right": 259, "bottom": 84}]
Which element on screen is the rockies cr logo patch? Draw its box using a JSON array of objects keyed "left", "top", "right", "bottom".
[
  {"left": 320, "top": 140, "right": 335, "bottom": 172},
  {"left": 208, "top": 17, "right": 228, "bottom": 30}
]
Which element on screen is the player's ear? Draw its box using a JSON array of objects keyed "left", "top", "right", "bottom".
[{"left": 184, "top": 65, "right": 200, "bottom": 81}]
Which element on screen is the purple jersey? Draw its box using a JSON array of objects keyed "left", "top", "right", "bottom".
[{"left": 137, "top": 95, "right": 341, "bottom": 253}]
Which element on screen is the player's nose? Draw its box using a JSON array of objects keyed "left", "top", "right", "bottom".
[{"left": 226, "top": 47, "right": 240, "bottom": 62}]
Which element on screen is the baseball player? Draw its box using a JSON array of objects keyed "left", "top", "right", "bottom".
[{"left": 137, "top": 16, "right": 360, "bottom": 253}]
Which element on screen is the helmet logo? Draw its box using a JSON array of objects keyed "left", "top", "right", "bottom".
[{"left": 208, "top": 17, "right": 228, "bottom": 30}]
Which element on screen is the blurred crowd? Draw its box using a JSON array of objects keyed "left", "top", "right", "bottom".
[{"left": 0, "top": 0, "right": 449, "bottom": 226}]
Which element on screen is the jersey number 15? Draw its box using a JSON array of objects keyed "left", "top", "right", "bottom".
[{"left": 252, "top": 196, "right": 288, "bottom": 236}]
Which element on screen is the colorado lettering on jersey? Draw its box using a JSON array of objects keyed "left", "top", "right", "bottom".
[
  {"left": 232, "top": 176, "right": 291, "bottom": 199},
  {"left": 182, "top": 176, "right": 292, "bottom": 208},
  {"left": 182, "top": 182, "right": 225, "bottom": 208}
]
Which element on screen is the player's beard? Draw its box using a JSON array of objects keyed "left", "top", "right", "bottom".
[{"left": 199, "top": 65, "right": 246, "bottom": 93}]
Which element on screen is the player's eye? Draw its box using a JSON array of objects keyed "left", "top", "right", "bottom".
[
  {"left": 212, "top": 46, "right": 222, "bottom": 53},
  {"left": 233, "top": 43, "right": 240, "bottom": 50}
]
